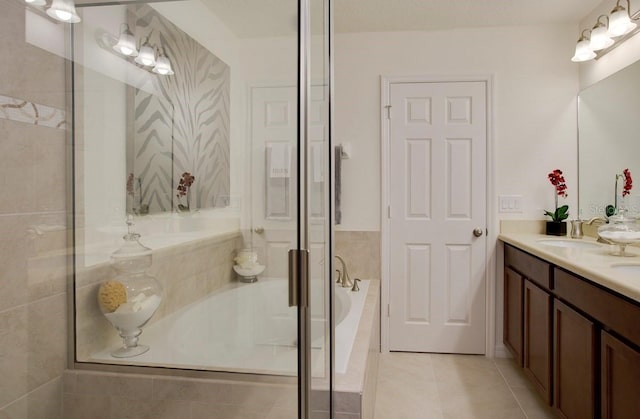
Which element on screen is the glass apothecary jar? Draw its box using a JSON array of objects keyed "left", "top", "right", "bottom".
[
  {"left": 598, "top": 210, "right": 640, "bottom": 257},
  {"left": 97, "top": 220, "right": 163, "bottom": 357}
]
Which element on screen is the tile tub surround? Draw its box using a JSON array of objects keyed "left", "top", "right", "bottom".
[
  {"left": 335, "top": 231, "right": 380, "bottom": 280},
  {"left": 75, "top": 232, "right": 243, "bottom": 361},
  {"left": 64, "top": 281, "right": 380, "bottom": 418},
  {"left": 0, "top": 0, "right": 69, "bottom": 416}
]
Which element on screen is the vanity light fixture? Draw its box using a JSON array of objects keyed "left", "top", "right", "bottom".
[
  {"left": 590, "top": 16, "right": 615, "bottom": 50},
  {"left": 135, "top": 38, "right": 156, "bottom": 67},
  {"left": 571, "top": 30, "right": 597, "bottom": 62},
  {"left": 46, "top": 0, "right": 81, "bottom": 23},
  {"left": 113, "top": 24, "right": 138, "bottom": 57},
  {"left": 608, "top": 0, "right": 638, "bottom": 37},
  {"left": 24, "top": 0, "right": 47, "bottom": 7},
  {"left": 152, "top": 50, "right": 174, "bottom": 76},
  {"left": 572, "top": 0, "right": 639, "bottom": 62}
]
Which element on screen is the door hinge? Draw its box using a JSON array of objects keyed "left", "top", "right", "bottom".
[
  {"left": 387, "top": 304, "right": 390, "bottom": 317},
  {"left": 387, "top": 206, "right": 391, "bottom": 219},
  {"left": 384, "top": 105, "right": 392, "bottom": 119}
]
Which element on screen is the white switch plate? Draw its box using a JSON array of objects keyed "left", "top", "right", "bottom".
[{"left": 499, "top": 195, "right": 523, "bottom": 213}]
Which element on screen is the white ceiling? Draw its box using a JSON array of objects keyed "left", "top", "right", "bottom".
[{"left": 201, "top": 0, "right": 604, "bottom": 38}]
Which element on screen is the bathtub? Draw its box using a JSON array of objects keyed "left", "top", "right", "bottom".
[{"left": 91, "top": 278, "right": 370, "bottom": 375}]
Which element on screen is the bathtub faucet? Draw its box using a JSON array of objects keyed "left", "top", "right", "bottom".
[{"left": 334, "top": 255, "right": 353, "bottom": 289}]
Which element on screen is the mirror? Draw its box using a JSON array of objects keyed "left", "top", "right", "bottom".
[{"left": 578, "top": 59, "right": 640, "bottom": 219}]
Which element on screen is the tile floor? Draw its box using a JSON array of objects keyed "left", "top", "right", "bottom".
[{"left": 373, "top": 352, "right": 556, "bottom": 419}]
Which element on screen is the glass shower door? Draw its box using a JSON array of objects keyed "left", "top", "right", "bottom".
[{"left": 68, "top": 0, "right": 332, "bottom": 417}]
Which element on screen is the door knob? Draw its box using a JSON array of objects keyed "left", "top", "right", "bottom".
[
  {"left": 254, "top": 227, "right": 264, "bottom": 234},
  {"left": 473, "top": 228, "right": 484, "bottom": 237}
]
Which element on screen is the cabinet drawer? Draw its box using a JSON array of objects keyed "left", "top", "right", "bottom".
[
  {"left": 505, "top": 244, "right": 552, "bottom": 290},
  {"left": 555, "top": 267, "right": 640, "bottom": 346}
]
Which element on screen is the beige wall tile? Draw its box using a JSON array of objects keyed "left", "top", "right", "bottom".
[
  {"left": 24, "top": 378, "right": 63, "bottom": 419},
  {"left": 109, "top": 398, "right": 191, "bottom": 419},
  {"left": 26, "top": 294, "right": 67, "bottom": 391},
  {"left": 335, "top": 231, "right": 380, "bottom": 280},
  {"left": 75, "top": 371, "right": 153, "bottom": 399},
  {"left": 62, "top": 394, "right": 111, "bottom": 419},
  {"left": 0, "top": 215, "right": 30, "bottom": 312},
  {"left": 0, "top": 306, "right": 28, "bottom": 407},
  {"left": 152, "top": 376, "right": 232, "bottom": 403}
]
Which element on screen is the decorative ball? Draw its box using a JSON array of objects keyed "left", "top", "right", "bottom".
[{"left": 98, "top": 280, "right": 127, "bottom": 313}]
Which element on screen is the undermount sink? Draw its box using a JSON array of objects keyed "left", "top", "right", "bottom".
[
  {"left": 610, "top": 264, "right": 640, "bottom": 274},
  {"left": 537, "top": 239, "right": 600, "bottom": 249}
]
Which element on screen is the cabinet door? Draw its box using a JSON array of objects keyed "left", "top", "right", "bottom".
[
  {"left": 504, "top": 267, "right": 523, "bottom": 365},
  {"left": 553, "top": 300, "right": 596, "bottom": 419},
  {"left": 601, "top": 331, "right": 640, "bottom": 419},
  {"left": 524, "top": 279, "right": 552, "bottom": 404}
]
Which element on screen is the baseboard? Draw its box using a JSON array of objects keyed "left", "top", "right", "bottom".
[{"left": 493, "top": 343, "right": 511, "bottom": 358}]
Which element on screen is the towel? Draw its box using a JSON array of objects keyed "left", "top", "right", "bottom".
[{"left": 269, "top": 143, "right": 291, "bottom": 178}]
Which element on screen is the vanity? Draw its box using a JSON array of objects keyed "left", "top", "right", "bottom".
[{"left": 500, "top": 232, "right": 640, "bottom": 419}]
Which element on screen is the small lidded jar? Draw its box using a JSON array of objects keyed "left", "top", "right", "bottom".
[
  {"left": 97, "top": 217, "right": 162, "bottom": 357},
  {"left": 598, "top": 209, "right": 640, "bottom": 257}
]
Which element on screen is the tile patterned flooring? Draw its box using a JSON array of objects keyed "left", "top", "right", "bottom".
[{"left": 373, "top": 352, "right": 556, "bottom": 419}]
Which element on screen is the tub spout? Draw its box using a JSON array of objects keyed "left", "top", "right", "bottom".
[{"left": 334, "top": 255, "right": 353, "bottom": 288}]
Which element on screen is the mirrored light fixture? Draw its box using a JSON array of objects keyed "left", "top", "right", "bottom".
[
  {"left": 571, "top": 30, "right": 597, "bottom": 62},
  {"left": 113, "top": 24, "right": 138, "bottom": 57},
  {"left": 135, "top": 38, "right": 156, "bottom": 67},
  {"left": 152, "top": 50, "right": 174, "bottom": 76},
  {"left": 46, "top": 0, "right": 81, "bottom": 23},
  {"left": 590, "top": 16, "right": 615, "bottom": 50},
  {"left": 24, "top": 0, "right": 47, "bottom": 6}
]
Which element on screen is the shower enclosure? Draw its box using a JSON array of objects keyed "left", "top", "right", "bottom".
[{"left": 69, "top": 0, "right": 333, "bottom": 417}]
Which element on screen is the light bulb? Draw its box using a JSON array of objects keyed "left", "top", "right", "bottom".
[
  {"left": 571, "top": 38, "right": 596, "bottom": 62},
  {"left": 113, "top": 25, "right": 138, "bottom": 57},
  {"left": 135, "top": 43, "right": 156, "bottom": 67},
  {"left": 590, "top": 24, "right": 614, "bottom": 50},
  {"left": 46, "top": 0, "right": 81, "bottom": 23},
  {"left": 608, "top": 5, "right": 637, "bottom": 37}
]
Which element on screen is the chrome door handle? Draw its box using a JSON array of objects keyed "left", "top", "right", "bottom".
[
  {"left": 254, "top": 227, "right": 264, "bottom": 234},
  {"left": 473, "top": 228, "right": 484, "bottom": 237}
]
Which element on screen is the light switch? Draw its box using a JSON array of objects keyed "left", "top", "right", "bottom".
[{"left": 499, "top": 195, "right": 523, "bottom": 213}]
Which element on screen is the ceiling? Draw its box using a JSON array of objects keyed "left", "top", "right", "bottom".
[{"left": 200, "top": 0, "right": 604, "bottom": 38}]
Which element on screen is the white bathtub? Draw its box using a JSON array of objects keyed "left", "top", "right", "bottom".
[{"left": 91, "top": 278, "right": 369, "bottom": 375}]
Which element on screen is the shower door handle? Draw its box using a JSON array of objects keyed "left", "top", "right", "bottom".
[{"left": 288, "top": 249, "right": 309, "bottom": 307}]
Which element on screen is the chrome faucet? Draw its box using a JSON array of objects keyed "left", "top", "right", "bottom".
[
  {"left": 586, "top": 217, "right": 611, "bottom": 244},
  {"left": 334, "top": 255, "right": 354, "bottom": 288}
]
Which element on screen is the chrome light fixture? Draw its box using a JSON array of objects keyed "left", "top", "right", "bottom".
[
  {"left": 24, "top": 0, "right": 47, "bottom": 6},
  {"left": 46, "top": 0, "right": 81, "bottom": 23},
  {"left": 571, "top": 30, "right": 597, "bottom": 62},
  {"left": 608, "top": 0, "right": 638, "bottom": 37},
  {"left": 590, "top": 16, "right": 615, "bottom": 50},
  {"left": 113, "top": 24, "right": 138, "bottom": 57},
  {"left": 152, "top": 50, "right": 174, "bottom": 76},
  {"left": 135, "top": 38, "right": 156, "bottom": 67}
]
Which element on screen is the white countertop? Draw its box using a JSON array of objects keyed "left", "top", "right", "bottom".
[{"left": 499, "top": 233, "right": 640, "bottom": 303}]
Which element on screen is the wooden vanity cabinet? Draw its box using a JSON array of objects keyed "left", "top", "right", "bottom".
[
  {"left": 504, "top": 242, "right": 640, "bottom": 419},
  {"left": 553, "top": 300, "right": 596, "bottom": 419},
  {"left": 504, "top": 267, "right": 523, "bottom": 366},
  {"left": 601, "top": 331, "right": 640, "bottom": 419},
  {"left": 504, "top": 245, "right": 552, "bottom": 403},
  {"left": 523, "top": 279, "right": 552, "bottom": 404}
]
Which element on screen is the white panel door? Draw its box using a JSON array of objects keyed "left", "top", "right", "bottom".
[
  {"left": 251, "top": 86, "right": 298, "bottom": 280},
  {"left": 388, "top": 81, "right": 487, "bottom": 354}
]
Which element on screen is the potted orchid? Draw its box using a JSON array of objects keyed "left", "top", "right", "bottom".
[
  {"left": 605, "top": 168, "right": 633, "bottom": 217},
  {"left": 176, "top": 172, "right": 195, "bottom": 212},
  {"left": 544, "top": 169, "right": 569, "bottom": 236}
]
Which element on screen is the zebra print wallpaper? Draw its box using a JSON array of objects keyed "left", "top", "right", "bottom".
[{"left": 129, "top": 4, "right": 230, "bottom": 214}]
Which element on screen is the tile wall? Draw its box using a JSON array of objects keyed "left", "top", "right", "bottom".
[
  {"left": 0, "top": 0, "right": 69, "bottom": 416},
  {"left": 335, "top": 231, "right": 380, "bottom": 280}
]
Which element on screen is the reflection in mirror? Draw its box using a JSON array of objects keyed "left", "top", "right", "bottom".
[{"left": 578, "top": 59, "right": 640, "bottom": 219}]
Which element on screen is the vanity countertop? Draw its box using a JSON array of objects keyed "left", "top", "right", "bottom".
[{"left": 499, "top": 233, "right": 640, "bottom": 304}]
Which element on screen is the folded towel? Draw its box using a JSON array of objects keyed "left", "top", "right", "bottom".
[{"left": 269, "top": 143, "right": 291, "bottom": 178}]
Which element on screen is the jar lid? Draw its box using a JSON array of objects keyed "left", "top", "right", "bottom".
[{"left": 110, "top": 216, "right": 152, "bottom": 272}]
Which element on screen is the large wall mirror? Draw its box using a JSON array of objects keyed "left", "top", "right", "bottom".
[{"left": 578, "top": 59, "right": 640, "bottom": 219}]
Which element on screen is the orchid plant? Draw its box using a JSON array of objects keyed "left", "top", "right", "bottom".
[
  {"left": 544, "top": 169, "right": 569, "bottom": 222},
  {"left": 176, "top": 172, "right": 195, "bottom": 211},
  {"left": 607, "top": 168, "right": 633, "bottom": 216}
]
